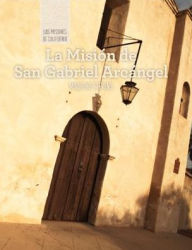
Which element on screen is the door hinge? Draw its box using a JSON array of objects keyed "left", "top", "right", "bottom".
[
  {"left": 54, "top": 135, "right": 66, "bottom": 143},
  {"left": 99, "top": 154, "right": 115, "bottom": 161}
]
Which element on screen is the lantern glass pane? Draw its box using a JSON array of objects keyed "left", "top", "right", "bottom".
[
  {"left": 121, "top": 86, "right": 130, "bottom": 100},
  {"left": 129, "top": 87, "right": 139, "bottom": 102}
]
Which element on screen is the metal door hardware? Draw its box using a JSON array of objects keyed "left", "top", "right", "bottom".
[
  {"left": 78, "top": 163, "right": 84, "bottom": 173},
  {"left": 99, "top": 154, "right": 115, "bottom": 161},
  {"left": 54, "top": 135, "right": 66, "bottom": 143}
]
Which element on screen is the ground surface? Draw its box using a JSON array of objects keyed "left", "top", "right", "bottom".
[{"left": 0, "top": 222, "right": 191, "bottom": 250}]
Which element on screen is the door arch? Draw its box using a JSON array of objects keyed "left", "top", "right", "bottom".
[{"left": 42, "top": 111, "right": 110, "bottom": 224}]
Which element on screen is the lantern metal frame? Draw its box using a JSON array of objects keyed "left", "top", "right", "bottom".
[{"left": 120, "top": 81, "right": 139, "bottom": 105}]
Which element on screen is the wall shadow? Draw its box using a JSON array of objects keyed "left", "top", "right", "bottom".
[
  {"left": 95, "top": 183, "right": 191, "bottom": 233},
  {"left": 97, "top": 0, "right": 130, "bottom": 62},
  {"left": 40, "top": 183, "right": 192, "bottom": 248}
]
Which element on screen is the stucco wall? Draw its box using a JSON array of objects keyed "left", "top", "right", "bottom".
[
  {"left": 179, "top": 175, "right": 192, "bottom": 229},
  {"left": 146, "top": 12, "right": 192, "bottom": 232},
  {"left": 0, "top": 0, "right": 180, "bottom": 227}
]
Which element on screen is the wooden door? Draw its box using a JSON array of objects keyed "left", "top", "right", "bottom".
[{"left": 43, "top": 112, "right": 102, "bottom": 222}]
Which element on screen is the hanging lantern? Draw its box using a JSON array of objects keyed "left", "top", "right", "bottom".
[{"left": 120, "top": 81, "right": 139, "bottom": 105}]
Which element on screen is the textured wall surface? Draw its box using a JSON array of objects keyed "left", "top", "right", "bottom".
[
  {"left": 0, "top": 0, "right": 191, "bottom": 231},
  {"left": 179, "top": 175, "right": 192, "bottom": 229}
]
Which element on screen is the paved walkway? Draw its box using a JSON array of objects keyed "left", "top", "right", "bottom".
[{"left": 0, "top": 222, "right": 191, "bottom": 250}]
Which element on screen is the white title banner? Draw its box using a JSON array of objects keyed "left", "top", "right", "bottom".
[{"left": 40, "top": 0, "right": 69, "bottom": 43}]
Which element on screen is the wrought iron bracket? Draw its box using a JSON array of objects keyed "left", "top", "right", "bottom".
[{"left": 103, "top": 33, "right": 143, "bottom": 81}]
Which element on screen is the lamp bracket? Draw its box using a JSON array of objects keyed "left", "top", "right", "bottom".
[{"left": 103, "top": 31, "right": 143, "bottom": 81}]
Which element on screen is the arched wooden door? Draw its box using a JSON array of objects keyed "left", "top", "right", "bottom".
[{"left": 43, "top": 111, "right": 109, "bottom": 223}]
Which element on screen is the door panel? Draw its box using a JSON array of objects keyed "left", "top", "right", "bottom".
[
  {"left": 43, "top": 113, "right": 102, "bottom": 222},
  {"left": 63, "top": 116, "right": 97, "bottom": 220},
  {"left": 76, "top": 128, "right": 101, "bottom": 221}
]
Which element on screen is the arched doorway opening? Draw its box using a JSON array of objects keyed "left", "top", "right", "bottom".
[{"left": 42, "top": 111, "right": 110, "bottom": 224}]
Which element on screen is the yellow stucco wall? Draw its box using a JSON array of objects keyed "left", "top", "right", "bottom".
[
  {"left": 154, "top": 12, "right": 192, "bottom": 232},
  {"left": 0, "top": 0, "right": 191, "bottom": 230},
  {"left": 179, "top": 175, "right": 192, "bottom": 229}
]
